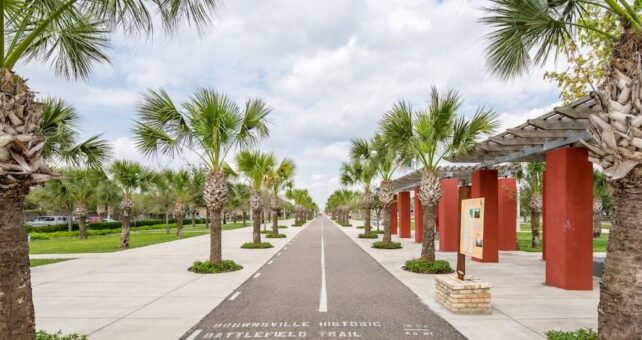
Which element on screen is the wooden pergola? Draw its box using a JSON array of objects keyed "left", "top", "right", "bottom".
[
  {"left": 447, "top": 95, "right": 600, "bottom": 165},
  {"left": 391, "top": 164, "right": 518, "bottom": 192}
]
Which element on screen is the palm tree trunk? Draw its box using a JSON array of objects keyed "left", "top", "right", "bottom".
[
  {"left": 209, "top": 209, "right": 222, "bottom": 263},
  {"left": 191, "top": 211, "right": 196, "bottom": 229},
  {"left": 120, "top": 208, "right": 131, "bottom": 249},
  {"left": 598, "top": 166, "right": 642, "bottom": 339},
  {"left": 364, "top": 207, "right": 371, "bottom": 233},
  {"left": 67, "top": 208, "right": 73, "bottom": 232},
  {"left": 593, "top": 212, "right": 602, "bottom": 238},
  {"left": 165, "top": 211, "right": 170, "bottom": 234},
  {"left": 176, "top": 215, "right": 184, "bottom": 239},
  {"left": 420, "top": 204, "right": 437, "bottom": 262},
  {"left": 531, "top": 210, "right": 541, "bottom": 248},
  {"left": 272, "top": 209, "right": 279, "bottom": 236},
  {"left": 204, "top": 208, "right": 210, "bottom": 229},
  {"left": 0, "top": 188, "right": 36, "bottom": 339},
  {"left": 242, "top": 211, "right": 247, "bottom": 227},
  {"left": 253, "top": 208, "right": 262, "bottom": 244},
  {"left": 78, "top": 217, "right": 88, "bottom": 240},
  {"left": 382, "top": 204, "right": 392, "bottom": 244}
]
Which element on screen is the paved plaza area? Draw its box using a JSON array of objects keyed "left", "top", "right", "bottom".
[
  {"left": 31, "top": 217, "right": 601, "bottom": 339},
  {"left": 342, "top": 219, "right": 600, "bottom": 340},
  {"left": 30, "top": 219, "right": 302, "bottom": 340}
]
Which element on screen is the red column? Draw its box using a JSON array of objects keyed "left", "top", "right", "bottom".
[
  {"left": 545, "top": 147, "right": 593, "bottom": 290},
  {"left": 414, "top": 188, "right": 424, "bottom": 243},
  {"left": 471, "top": 169, "right": 499, "bottom": 263},
  {"left": 399, "top": 191, "right": 411, "bottom": 238},
  {"left": 498, "top": 178, "right": 517, "bottom": 251},
  {"left": 542, "top": 170, "right": 547, "bottom": 261},
  {"left": 390, "top": 195, "right": 398, "bottom": 235},
  {"left": 438, "top": 179, "right": 460, "bottom": 251}
]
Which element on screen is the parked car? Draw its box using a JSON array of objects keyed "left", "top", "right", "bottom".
[
  {"left": 26, "top": 216, "right": 69, "bottom": 227},
  {"left": 102, "top": 218, "right": 118, "bottom": 223}
]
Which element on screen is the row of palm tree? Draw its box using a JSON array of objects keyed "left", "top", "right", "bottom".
[{"left": 330, "top": 87, "right": 499, "bottom": 262}]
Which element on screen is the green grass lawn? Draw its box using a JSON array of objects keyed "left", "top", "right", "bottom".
[
  {"left": 29, "top": 223, "right": 249, "bottom": 254},
  {"left": 30, "top": 258, "right": 71, "bottom": 267},
  {"left": 520, "top": 221, "right": 610, "bottom": 231},
  {"left": 516, "top": 231, "right": 608, "bottom": 252}
]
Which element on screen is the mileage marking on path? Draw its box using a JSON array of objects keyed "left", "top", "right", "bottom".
[{"left": 319, "top": 218, "right": 328, "bottom": 313}]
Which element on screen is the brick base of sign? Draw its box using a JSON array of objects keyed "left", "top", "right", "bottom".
[{"left": 435, "top": 274, "right": 492, "bottom": 314}]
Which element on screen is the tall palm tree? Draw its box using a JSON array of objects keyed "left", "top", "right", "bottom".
[
  {"left": 382, "top": 87, "right": 499, "bottom": 262},
  {"left": 133, "top": 89, "right": 270, "bottom": 262},
  {"left": 188, "top": 168, "right": 206, "bottom": 229},
  {"left": 481, "top": 2, "right": 642, "bottom": 335},
  {"left": 516, "top": 162, "right": 545, "bottom": 247},
  {"left": 235, "top": 150, "right": 275, "bottom": 244},
  {"left": 1, "top": 1, "right": 217, "bottom": 332},
  {"left": 94, "top": 175, "right": 121, "bottom": 221},
  {"left": 108, "top": 160, "right": 149, "bottom": 249},
  {"left": 266, "top": 157, "right": 295, "bottom": 235},
  {"left": 62, "top": 168, "right": 104, "bottom": 239},
  {"left": 37, "top": 177, "right": 75, "bottom": 231},
  {"left": 148, "top": 170, "right": 174, "bottom": 233},
  {"left": 593, "top": 170, "right": 612, "bottom": 238},
  {"left": 228, "top": 182, "right": 251, "bottom": 227},
  {"left": 340, "top": 154, "right": 377, "bottom": 233},
  {"left": 287, "top": 188, "right": 312, "bottom": 225}
]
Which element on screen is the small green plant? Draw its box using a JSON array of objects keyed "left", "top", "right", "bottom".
[
  {"left": 375, "top": 230, "right": 384, "bottom": 234},
  {"left": 36, "top": 330, "right": 88, "bottom": 340},
  {"left": 403, "top": 259, "right": 452, "bottom": 274},
  {"left": 292, "top": 223, "right": 304, "bottom": 227},
  {"left": 278, "top": 225, "right": 288, "bottom": 228},
  {"left": 342, "top": 223, "right": 352, "bottom": 227},
  {"left": 372, "top": 241, "right": 402, "bottom": 249},
  {"left": 189, "top": 260, "right": 243, "bottom": 274},
  {"left": 266, "top": 233, "right": 286, "bottom": 238},
  {"left": 545, "top": 329, "right": 597, "bottom": 340},
  {"left": 241, "top": 242, "right": 274, "bottom": 249},
  {"left": 358, "top": 232, "right": 378, "bottom": 239},
  {"left": 356, "top": 226, "right": 365, "bottom": 229}
]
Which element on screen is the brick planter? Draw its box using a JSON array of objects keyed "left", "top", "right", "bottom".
[{"left": 435, "top": 274, "right": 491, "bottom": 314}]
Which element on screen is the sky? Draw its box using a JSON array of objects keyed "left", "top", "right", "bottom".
[{"left": 17, "top": 0, "right": 566, "bottom": 207}]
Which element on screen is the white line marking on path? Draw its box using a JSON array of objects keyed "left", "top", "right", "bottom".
[
  {"left": 277, "top": 252, "right": 282, "bottom": 256},
  {"left": 186, "top": 329, "right": 202, "bottom": 340},
  {"left": 229, "top": 291, "right": 241, "bottom": 301},
  {"left": 284, "top": 247, "right": 288, "bottom": 250},
  {"left": 268, "top": 260, "right": 273, "bottom": 265},
  {"left": 319, "top": 218, "right": 328, "bottom": 313},
  {"left": 253, "top": 272, "right": 261, "bottom": 279}
]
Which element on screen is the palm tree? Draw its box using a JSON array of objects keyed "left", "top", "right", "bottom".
[
  {"left": 355, "top": 133, "right": 409, "bottom": 244},
  {"left": 62, "top": 168, "right": 104, "bottom": 239},
  {"left": 167, "top": 169, "right": 192, "bottom": 239},
  {"left": 148, "top": 170, "right": 174, "bottom": 233},
  {"left": 593, "top": 170, "right": 612, "bottom": 238},
  {"left": 108, "top": 160, "right": 150, "bottom": 249},
  {"left": 228, "top": 182, "right": 251, "bottom": 227},
  {"left": 481, "top": 2, "right": 642, "bottom": 335},
  {"left": 340, "top": 154, "right": 377, "bottom": 233},
  {"left": 133, "top": 89, "right": 270, "bottom": 263},
  {"left": 188, "top": 168, "right": 206, "bottom": 229},
  {"left": 37, "top": 177, "right": 75, "bottom": 231},
  {"left": 382, "top": 87, "right": 499, "bottom": 262},
  {"left": 516, "top": 162, "right": 545, "bottom": 247},
  {"left": 287, "top": 188, "right": 312, "bottom": 225},
  {"left": 1, "top": 3, "right": 219, "bottom": 334},
  {"left": 325, "top": 189, "right": 359, "bottom": 225},
  {"left": 235, "top": 150, "right": 275, "bottom": 244},
  {"left": 266, "top": 157, "right": 295, "bottom": 235},
  {"left": 94, "top": 176, "right": 121, "bottom": 221}
]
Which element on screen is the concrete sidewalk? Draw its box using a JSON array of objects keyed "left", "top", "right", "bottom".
[
  {"left": 31, "top": 219, "right": 306, "bottom": 340},
  {"left": 339, "top": 220, "right": 599, "bottom": 340}
]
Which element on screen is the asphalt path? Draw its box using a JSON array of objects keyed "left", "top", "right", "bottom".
[{"left": 181, "top": 216, "right": 465, "bottom": 340}]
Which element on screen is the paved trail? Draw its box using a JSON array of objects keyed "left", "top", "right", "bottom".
[{"left": 182, "top": 216, "right": 464, "bottom": 340}]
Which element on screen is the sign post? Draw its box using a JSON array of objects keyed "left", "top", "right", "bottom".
[{"left": 457, "top": 198, "right": 485, "bottom": 280}]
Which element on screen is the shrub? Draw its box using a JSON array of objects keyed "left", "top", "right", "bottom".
[
  {"left": 358, "top": 232, "right": 378, "bottom": 239},
  {"left": 372, "top": 241, "right": 402, "bottom": 249},
  {"left": 403, "top": 259, "right": 453, "bottom": 274},
  {"left": 292, "top": 223, "right": 304, "bottom": 227},
  {"left": 545, "top": 329, "right": 597, "bottom": 340},
  {"left": 356, "top": 226, "right": 365, "bottom": 229},
  {"left": 241, "top": 242, "right": 274, "bottom": 249},
  {"left": 342, "top": 223, "right": 352, "bottom": 227},
  {"left": 375, "top": 230, "right": 384, "bottom": 234},
  {"left": 26, "top": 218, "right": 208, "bottom": 233},
  {"left": 278, "top": 225, "right": 288, "bottom": 228},
  {"left": 266, "top": 233, "right": 286, "bottom": 238},
  {"left": 189, "top": 260, "right": 243, "bottom": 274},
  {"left": 36, "top": 330, "right": 87, "bottom": 340}
]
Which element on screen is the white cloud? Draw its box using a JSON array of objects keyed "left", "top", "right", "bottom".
[{"left": 16, "top": 0, "right": 570, "bottom": 206}]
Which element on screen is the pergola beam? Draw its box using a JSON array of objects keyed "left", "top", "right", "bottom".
[{"left": 526, "top": 118, "right": 589, "bottom": 130}]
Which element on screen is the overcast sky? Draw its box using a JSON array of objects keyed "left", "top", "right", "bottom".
[{"left": 17, "top": 0, "right": 565, "bottom": 206}]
